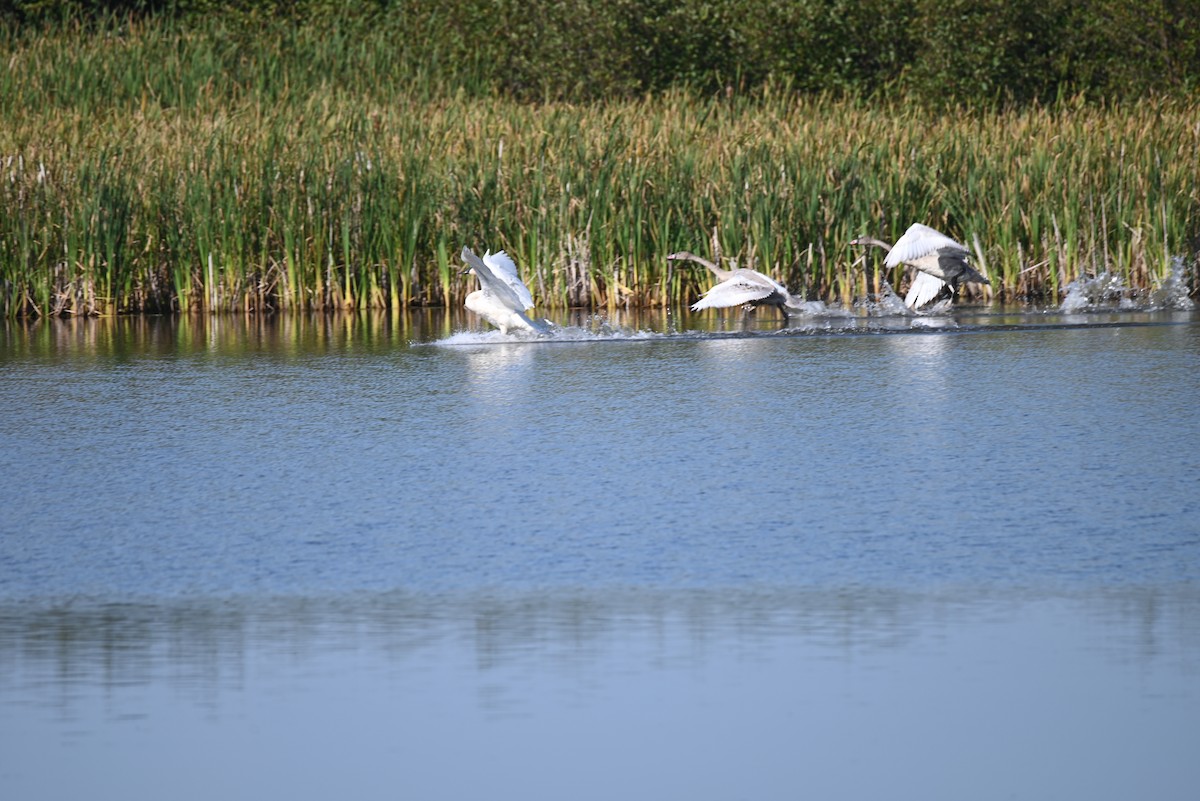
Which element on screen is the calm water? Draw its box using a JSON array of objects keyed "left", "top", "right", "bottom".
[{"left": 2, "top": 307, "right": 1199, "bottom": 800}]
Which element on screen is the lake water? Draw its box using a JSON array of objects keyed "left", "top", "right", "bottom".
[{"left": 2, "top": 305, "right": 1199, "bottom": 800}]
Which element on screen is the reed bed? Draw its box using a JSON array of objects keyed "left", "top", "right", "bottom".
[{"left": 1, "top": 17, "right": 1197, "bottom": 316}]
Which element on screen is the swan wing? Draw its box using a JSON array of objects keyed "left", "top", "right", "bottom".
[
  {"left": 885, "top": 223, "right": 968, "bottom": 269},
  {"left": 462, "top": 247, "right": 528, "bottom": 313},
  {"left": 483, "top": 250, "right": 535, "bottom": 311},
  {"left": 732, "top": 268, "right": 788, "bottom": 296},
  {"left": 904, "top": 270, "right": 946, "bottom": 309},
  {"left": 482, "top": 249, "right": 519, "bottom": 279},
  {"left": 510, "top": 310, "right": 550, "bottom": 334},
  {"left": 691, "top": 277, "right": 777, "bottom": 310}
]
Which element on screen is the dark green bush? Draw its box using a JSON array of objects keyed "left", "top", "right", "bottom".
[{"left": 3, "top": 0, "right": 1198, "bottom": 105}]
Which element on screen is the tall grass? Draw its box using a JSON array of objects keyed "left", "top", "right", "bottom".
[{"left": 1, "top": 17, "right": 1197, "bottom": 316}]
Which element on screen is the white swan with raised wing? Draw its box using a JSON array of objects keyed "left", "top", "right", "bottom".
[
  {"left": 851, "top": 223, "right": 989, "bottom": 309},
  {"left": 461, "top": 247, "right": 549, "bottom": 334}
]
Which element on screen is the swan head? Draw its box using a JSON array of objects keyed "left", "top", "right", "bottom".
[
  {"left": 666, "top": 251, "right": 722, "bottom": 272},
  {"left": 849, "top": 235, "right": 892, "bottom": 252}
]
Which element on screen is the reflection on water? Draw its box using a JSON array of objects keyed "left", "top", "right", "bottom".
[
  {"left": 1, "top": 308, "right": 511, "bottom": 365},
  {"left": 4, "top": 306, "right": 1197, "bottom": 360},
  {"left": 4, "top": 588, "right": 1198, "bottom": 703},
  {"left": 2, "top": 588, "right": 1198, "bottom": 801},
  {"left": 461, "top": 342, "right": 539, "bottom": 403},
  {"left": 2, "top": 308, "right": 671, "bottom": 361}
]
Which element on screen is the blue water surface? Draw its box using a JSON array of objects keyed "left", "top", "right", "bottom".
[{"left": 1, "top": 309, "right": 1198, "bottom": 801}]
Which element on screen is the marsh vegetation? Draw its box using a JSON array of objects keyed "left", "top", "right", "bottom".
[{"left": 1, "top": 6, "right": 1197, "bottom": 316}]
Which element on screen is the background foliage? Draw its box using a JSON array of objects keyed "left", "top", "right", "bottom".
[{"left": 3, "top": 0, "right": 1199, "bottom": 105}]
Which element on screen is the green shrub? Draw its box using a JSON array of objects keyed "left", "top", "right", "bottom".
[{"left": 3, "top": 1, "right": 1197, "bottom": 103}]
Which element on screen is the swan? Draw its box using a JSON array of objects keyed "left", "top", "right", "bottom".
[
  {"left": 460, "top": 247, "right": 550, "bottom": 335},
  {"left": 668, "top": 250, "right": 795, "bottom": 321},
  {"left": 850, "top": 223, "right": 990, "bottom": 309}
]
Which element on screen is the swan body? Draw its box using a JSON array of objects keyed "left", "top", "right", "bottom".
[
  {"left": 461, "top": 247, "right": 549, "bottom": 335},
  {"left": 668, "top": 250, "right": 795, "bottom": 320},
  {"left": 851, "top": 223, "right": 989, "bottom": 309}
]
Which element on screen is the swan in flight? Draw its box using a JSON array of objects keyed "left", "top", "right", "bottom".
[
  {"left": 668, "top": 250, "right": 796, "bottom": 321},
  {"left": 850, "top": 223, "right": 989, "bottom": 309},
  {"left": 460, "top": 247, "right": 550, "bottom": 335}
]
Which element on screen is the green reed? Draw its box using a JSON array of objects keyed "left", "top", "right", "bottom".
[{"left": 1, "top": 16, "right": 1197, "bottom": 316}]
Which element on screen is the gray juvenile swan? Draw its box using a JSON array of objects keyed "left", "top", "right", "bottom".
[
  {"left": 668, "top": 250, "right": 795, "bottom": 321},
  {"left": 851, "top": 223, "right": 990, "bottom": 309},
  {"left": 460, "top": 247, "right": 549, "bottom": 335}
]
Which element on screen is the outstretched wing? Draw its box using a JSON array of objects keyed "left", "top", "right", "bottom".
[
  {"left": 886, "top": 223, "right": 969, "bottom": 269},
  {"left": 482, "top": 250, "right": 535, "bottom": 311},
  {"left": 691, "top": 277, "right": 778, "bottom": 310},
  {"left": 733, "top": 268, "right": 789, "bottom": 297},
  {"left": 904, "top": 270, "right": 946, "bottom": 309},
  {"left": 461, "top": 247, "right": 528, "bottom": 314}
]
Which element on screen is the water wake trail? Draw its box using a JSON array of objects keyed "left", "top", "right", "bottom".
[
  {"left": 431, "top": 321, "right": 670, "bottom": 347},
  {"left": 428, "top": 303, "right": 1192, "bottom": 347}
]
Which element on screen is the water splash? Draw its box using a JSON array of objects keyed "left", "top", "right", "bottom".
[
  {"left": 910, "top": 316, "right": 958, "bottom": 330},
  {"left": 852, "top": 279, "right": 961, "bottom": 317},
  {"left": 785, "top": 298, "right": 851, "bottom": 318},
  {"left": 1061, "top": 259, "right": 1196, "bottom": 312},
  {"left": 854, "top": 280, "right": 913, "bottom": 317},
  {"left": 432, "top": 317, "right": 667, "bottom": 346},
  {"left": 1149, "top": 257, "right": 1196, "bottom": 310},
  {"left": 1060, "top": 272, "right": 1131, "bottom": 312}
]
